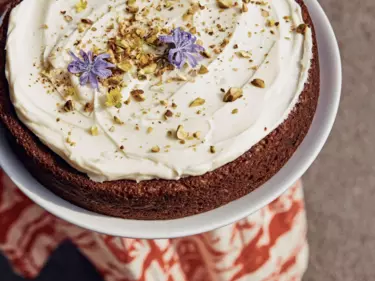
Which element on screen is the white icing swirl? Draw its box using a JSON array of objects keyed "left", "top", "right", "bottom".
[{"left": 6, "top": 0, "right": 313, "bottom": 182}]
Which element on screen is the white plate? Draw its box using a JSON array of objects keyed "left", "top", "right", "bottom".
[{"left": 0, "top": 0, "right": 341, "bottom": 239}]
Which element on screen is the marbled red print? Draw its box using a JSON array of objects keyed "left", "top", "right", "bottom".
[{"left": 0, "top": 170, "right": 308, "bottom": 281}]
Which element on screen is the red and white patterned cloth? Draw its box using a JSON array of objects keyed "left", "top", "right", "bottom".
[{"left": 0, "top": 169, "right": 308, "bottom": 281}]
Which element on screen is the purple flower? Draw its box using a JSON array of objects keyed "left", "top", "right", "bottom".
[
  {"left": 67, "top": 50, "right": 115, "bottom": 90},
  {"left": 159, "top": 28, "right": 205, "bottom": 69}
]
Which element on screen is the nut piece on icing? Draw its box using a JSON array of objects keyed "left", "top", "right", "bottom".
[
  {"left": 84, "top": 102, "right": 94, "bottom": 113},
  {"left": 217, "top": 0, "right": 232, "bottom": 9},
  {"left": 236, "top": 51, "right": 251, "bottom": 58},
  {"left": 242, "top": 4, "right": 248, "bottom": 13},
  {"left": 113, "top": 116, "right": 124, "bottom": 125},
  {"left": 151, "top": 146, "right": 160, "bottom": 153},
  {"left": 198, "top": 65, "right": 209, "bottom": 74},
  {"left": 131, "top": 89, "right": 146, "bottom": 102},
  {"left": 296, "top": 23, "right": 308, "bottom": 34},
  {"left": 63, "top": 100, "right": 74, "bottom": 112},
  {"left": 90, "top": 126, "right": 99, "bottom": 136},
  {"left": 126, "top": 0, "right": 139, "bottom": 13},
  {"left": 251, "top": 79, "right": 266, "bottom": 88},
  {"left": 176, "top": 125, "right": 188, "bottom": 140},
  {"left": 223, "top": 88, "right": 243, "bottom": 102},
  {"left": 193, "top": 131, "right": 201, "bottom": 139},
  {"left": 164, "top": 110, "right": 174, "bottom": 119},
  {"left": 190, "top": 97, "right": 206, "bottom": 107},
  {"left": 210, "top": 146, "right": 216, "bottom": 153}
]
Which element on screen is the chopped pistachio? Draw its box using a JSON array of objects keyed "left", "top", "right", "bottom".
[
  {"left": 251, "top": 78, "right": 266, "bottom": 88},
  {"left": 266, "top": 19, "right": 275, "bottom": 27},
  {"left": 151, "top": 146, "right": 160, "bottom": 153},
  {"left": 63, "top": 100, "right": 74, "bottom": 112},
  {"left": 117, "top": 61, "right": 132, "bottom": 72},
  {"left": 164, "top": 110, "right": 174, "bottom": 119},
  {"left": 130, "top": 89, "right": 146, "bottom": 102},
  {"left": 201, "top": 50, "right": 212, "bottom": 58},
  {"left": 84, "top": 102, "right": 94, "bottom": 113},
  {"left": 232, "top": 108, "right": 239, "bottom": 114},
  {"left": 160, "top": 100, "right": 168, "bottom": 106},
  {"left": 176, "top": 125, "right": 188, "bottom": 140},
  {"left": 193, "top": 131, "right": 201, "bottom": 139},
  {"left": 190, "top": 97, "right": 206, "bottom": 107},
  {"left": 147, "top": 127, "right": 153, "bottom": 134},
  {"left": 296, "top": 23, "right": 308, "bottom": 34},
  {"left": 105, "top": 88, "right": 123, "bottom": 108},
  {"left": 75, "top": 0, "right": 87, "bottom": 13},
  {"left": 223, "top": 88, "right": 243, "bottom": 102},
  {"left": 236, "top": 51, "right": 251, "bottom": 58},
  {"left": 126, "top": 1, "right": 139, "bottom": 14},
  {"left": 65, "top": 87, "right": 76, "bottom": 97},
  {"left": 242, "top": 4, "right": 248, "bottom": 13},
  {"left": 261, "top": 9, "right": 270, "bottom": 17},
  {"left": 140, "top": 63, "right": 157, "bottom": 75},
  {"left": 210, "top": 146, "right": 216, "bottom": 153},
  {"left": 217, "top": 0, "right": 233, "bottom": 9},
  {"left": 90, "top": 126, "right": 99, "bottom": 136},
  {"left": 64, "top": 15, "right": 73, "bottom": 22},
  {"left": 114, "top": 116, "right": 124, "bottom": 125},
  {"left": 198, "top": 65, "right": 209, "bottom": 74},
  {"left": 81, "top": 18, "right": 93, "bottom": 25}
]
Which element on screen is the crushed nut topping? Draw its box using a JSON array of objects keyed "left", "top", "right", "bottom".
[
  {"left": 130, "top": 89, "right": 146, "bottom": 102},
  {"left": 176, "top": 125, "right": 188, "bottom": 140},
  {"left": 242, "top": 4, "right": 248, "bottom": 13},
  {"left": 84, "top": 102, "right": 94, "bottom": 113},
  {"left": 63, "top": 100, "right": 74, "bottom": 112},
  {"left": 223, "top": 88, "right": 243, "bottom": 102},
  {"left": 164, "top": 110, "right": 174, "bottom": 119},
  {"left": 296, "top": 24, "right": 308, "bottom": 34},
  {"left": 217, "top": 0, "right": 233, "bottom": 9},
  {"left": 90, "top": 126, "right": 99, "bottom": 136},
  {"left": 251, "top": 78, "right": 266, "bottom": 88},
  {"left": 113, "top": 116, "right": 124, "bottom": 125},
  {"left": 190, "top": 97, "right": 206, "bottom": 107},
  {"left": 236, "top": 51, "right": 251, "bottom": 58},
  {"left": 210, "top": 146, "right": 216, "bottom": 154},
  {"left": 198, "top": 65, "right": 209, "bottom": 74},
  {"left": 151, "top": 146, "right": 160, "bottom": 153}
]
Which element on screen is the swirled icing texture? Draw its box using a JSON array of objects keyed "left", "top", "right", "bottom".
[{"left": 6, "top": 0, "right": 313, "bottom": 182}]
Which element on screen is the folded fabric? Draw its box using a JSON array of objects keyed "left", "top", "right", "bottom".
[{"left": 0, "top": 170, "right": 308, "bottom": 281}]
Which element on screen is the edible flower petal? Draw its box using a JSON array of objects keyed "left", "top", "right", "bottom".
[{"left": 159, "top": 28, "right": 205, "bottom": 69}]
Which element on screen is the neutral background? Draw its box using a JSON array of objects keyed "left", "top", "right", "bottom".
[{"left": 303, "top": 0, "right": 374, "bottom": 280}]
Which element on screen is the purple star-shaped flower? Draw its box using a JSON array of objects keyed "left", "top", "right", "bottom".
[
  {"left": 67, "top": 50, "right": 115, "bottom": 90},
  {"left": 159, "top": 28, "right": 205, "bottom": 69}
]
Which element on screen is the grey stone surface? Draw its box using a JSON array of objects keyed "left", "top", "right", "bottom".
[{"left": 303, "top": 0, "right": 375, "bottom": 280}]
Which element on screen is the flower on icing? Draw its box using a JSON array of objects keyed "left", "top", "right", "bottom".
[
  {"left": 159, "top": 28, "right": 205, "bottom": 69},
  {"left": 67, "top": 50, "right": 115, "bottom": 90}
]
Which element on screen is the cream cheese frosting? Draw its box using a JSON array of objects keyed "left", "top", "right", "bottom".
[{"left": 6, "top": 0, "right": 313, "bottom": 182}]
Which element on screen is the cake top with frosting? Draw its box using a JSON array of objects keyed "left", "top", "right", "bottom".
[{"left": 6, "top": 0, "right": 312, "bottom": 182}]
